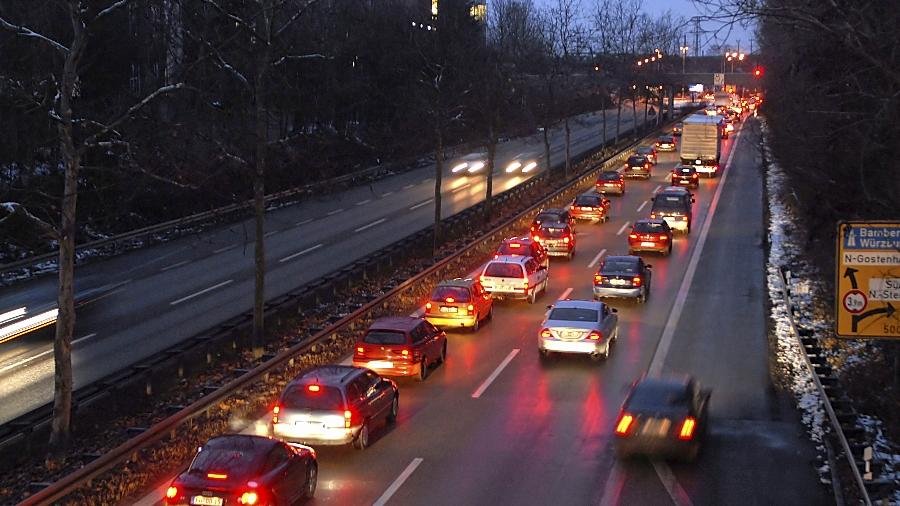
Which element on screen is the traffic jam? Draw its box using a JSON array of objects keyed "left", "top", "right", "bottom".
[{"left": 161, "top": 103, "right": 747, "bottom": 506}]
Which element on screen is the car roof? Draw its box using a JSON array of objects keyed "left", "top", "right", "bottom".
[
  {"left": 370, "top": 316, "right": 423, "bottom": 332},
  {"left": 628, "top": 154, "right": 648, "bottom": 160},
  {"left": 599, "top": 170, "right": 621, "bottom": 176},
  {"left": 538, "top": 207, "right": 567, "bottom": 215},
  {"left": 293, "top": 365, "right": 363, "bottom": 386},
  {"left": 436, "top": 278, "right": 476, "bottom": 289},
  {"left": 205, "top": 434, "right": 279, "bottom": 453},
  {"left": 659, "top": 186, "right": 691, "bottom": 194},
  {"left": 502, "top": 235, "right": 535, "bottom": 244},
  {"left": 636, "top": 147, "right": 654, "bottom": 152},
  {"left": 539, "top": 221, "right": 569, "bottom": 229},
  {"left": 635, "top": 218, "right": 667, "bottom": 226},
  {"left": 605, "top": 255, "right": 639, "bottom": 263},
  {"left": 552, "top": 299, "right": 604, "bottom": 311},
  {"left": 626, "top": 377, "right": 693, "bottom": 408},
  {"left": 489, "top": 255, "right": 531, "bottom": 265}
]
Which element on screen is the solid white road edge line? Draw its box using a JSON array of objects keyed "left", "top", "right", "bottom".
[
  {"left": 471, "top": 349, "right": 519, "bottom": 399},
  {"left": 588, "top": 248, "right": 607, "bottom": 269},
  {"left": 170, "top": 280, "right": 234, "bottom": 306},
  {"left": 636, "top": 200, "right": 648, "bottom": 212},
  {"left": 616, "top": 221, "right": 631, "bottom": 236},
  {"left": 354, "top": 218, "right": 388, "bottom": 233},
  {"left": 372, "top": 458, "right": 424, "bottom": 506},
  {"left": 652, "top": 460, "right": 695, "bottom": 506},
  {"left": 558, "top": 287, "right": 573, "bottom": 300},
  {"left": 279, "top": 243, "right": 324, "bottom": 263},
  {"left": 0, "top": 333, "right": 97, "bottom": 374}
]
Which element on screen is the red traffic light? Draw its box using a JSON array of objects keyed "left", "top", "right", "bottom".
[{"left": 753, "top": 66, "right": 763, "bottom": 78}]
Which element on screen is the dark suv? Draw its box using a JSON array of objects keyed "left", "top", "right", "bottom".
[
  {"left": 271, "top": 365, "right": 399, "bottom": 450},
  {"left": 624, "top": 155, "right": 652, "bottom": 179},
  {"left": 496, "top": 236, "right": 549, "bottom": 268},
  {"left": 531, "top": 208, "right": 575, "bottom": 235},
  {"left": 650, "top": 190, "right": 694, "bottom": 233}
]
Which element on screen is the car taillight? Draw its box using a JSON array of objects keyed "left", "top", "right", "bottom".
[
  {"left": 628, "top": 233, "right": 638, "bottom": 239},
  {"left": 594, "top": 275, "right": 604, "bottom": 284},
  {"left": 692, "top": 174, "right": 699, "bottom": 179},
  {"left": 165, "top": 485, "right": 179, "bottom": 501},
  {"left": 540, "top": 328, "right": 552, "bottom": 338},
  {"left": 239, "top": 490, "right": 260, "bottom": 505},
  {"left": 344, "top": 409, "right": 353, "bottom": 428},
  {"left": 563, "top": 236, "right": 570, "bottom": 244},
  {"left": 208, "top": 473, "right": 228, "bottom": 480},
  {"left": 522, "top": 280, "right": 529, "bottom": 289},
  {"left": 645, "top": 164, "right": 650, "bottom": 169},
  {"left": 632, "top": 276, "right": 642, "bottom": 287},
  {"left": 678, "top": 416, "right": 697, "bottom": 440},
  {"left": 425, "top": 302, "right": 432, "bottom": 313},
  {"left": 532, "top": 235, "right": 540, "bottom": 242},
  {"left": 658, "top": 234, "right": 668, "bottom": 241},
  {"left": 615, "top": 413, "right": 635, "bottom": 436},
  {"left": 587, "top": 330, "right": 602, "bottom": 341},
  {"left": 650, "top": 213, "right": 657, "bottom": 219},
  {"left": 356, "top": 346, "right": 365, "bottom": 354},
  {"left": 480, "top": 275, "right": 487, "bottom": 284},
  {"left": 272, "top": 405, "right": 280, "bottom": 424},
  {"left": 467, "top": 304, "right": 475, "bottom": 315}
]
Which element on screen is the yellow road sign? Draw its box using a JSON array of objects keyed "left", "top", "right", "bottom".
[{"left": 835, "top": 221, "right": 900, "bottom": 338}]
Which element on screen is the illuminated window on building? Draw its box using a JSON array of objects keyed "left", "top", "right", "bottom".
[
  {"left": 431, "top": 0, "right": 438, "bottom": 16},
  {"left": 469, "top": 2, "right": 486, "bottom": 21}
]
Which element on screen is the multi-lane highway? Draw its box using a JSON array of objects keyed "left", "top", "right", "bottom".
[
  {"left": 134, "top": 117, "right": 830, "bottom": 505},
  {"left": 0, "top": 104, "right": 656, "bottom": 424}
]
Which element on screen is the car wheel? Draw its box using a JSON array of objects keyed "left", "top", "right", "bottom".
[
  {"left": 353, "top": 421, "right": 370, "bottom": 450},
  {"left": 386, "top": 395, "right": 399, "bottom": 424},
  {"left": 683, "top": 444, "right": 700, "bottom": 463},
  {"left": 568, "top": 250, "right": 575, "bottom": 261},
  {"left": 439, "top": 341, "right": 447, "bottom": 364},
  {"left": 528, "top": 287, "right": 537, "bottom": 304},
  {"left": 637, "top": 288, "right": 647, "bottom": 304},
  {"left": 666, "top": 244, "right": 672, "bottom": 256},
  {"left": 687, "top": 222, "right": 692, "bottom": 234},
  {"left": 486, "top": 306, "right": 494, "bottom": 321},
  {"left": 472, "top": 316, "right": 480, "bottom": 332},
  {"left": 303, "top": 463, "right": 318, "bottom": 500},
  {"left": 416, "top": 359, "right": 428, "bottom": 381},
  {"left": 591, "top": 346, "right": 608, "bottom": 362},
  {"left": 539, "top": 349, "right": 552, "bottom": 363}
]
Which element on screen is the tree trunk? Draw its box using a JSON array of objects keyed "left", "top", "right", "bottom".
[
  {"left": 49, "top": 1, "right": 88, "bottom": 455},
  {"left": 615, "top": 98, "right": 622, "bottom": 144},
  {"left": 542, "top": 126, "right": 551, "bottom": 180},
  {"left": 433, "top": 128, "right": 444, "bottom": 256},
  {"left": 485, "top": 123, "right": 496, "bottom": 220},
  {"left": 602, "top": 97, "right": 608, "bottom": 151},
  {"left": 643, "top": 95, "right": 648, "bottom": 129},
  {"left": 632, "top": 96, "right": 637, "bottom": 134},
  {"left": 564, "top": 117, "right": 571, "bottom": 178},
  {"left": 252, "top": 3, "right": 272, "bottom": 356}
]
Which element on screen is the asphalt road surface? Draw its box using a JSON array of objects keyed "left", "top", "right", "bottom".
[
  {"left": 134, "top": 117, "right": 831, "bottom": 506},
  {"left": 0, "top": 103, "right": 657, "bottom": 424}
]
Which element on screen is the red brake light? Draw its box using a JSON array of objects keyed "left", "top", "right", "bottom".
[
  {"left": 532, "top": 235, "right": 540, "bottom": 242},
  {"left": 678, "top": 416, "right": 697, "bottom": 440},
  {"left": 166, "top": 486, "right": 179, "bottom": 500},
  {"left": 587, "top": 330, "right": 602, "bottom": 340},
  {"left": 658, "top": 234, "right": 668, "bottom": 241},
  {"left": 509, "top": 243, "right": 521, "bottom": 248},
  {"left": 594, "top": 274, "right": 603, "bottom": 284},
  {"left": 207, "top": 473, "right": 228, "bottom": 480},
  {"left": 628, "top": 233, "right": 638, "bottom": 239},
  {"left": 425, "top": 302, "right": 432, "bottom": 312},
  {"left": 615, "top": 413, "right": 635, "bottom": 436},
  {"left": 401, "top": 349, "right": 410, "bottom": 356},
  {"left": 239, "top": 491, "right": 260, "bottom": 505},
  {"left": 467, "top": 304, "right": 475, "bottom": 315},
  {"left": 445, "top": 297, "right": 455, "bottom": 303},
  {"left": 344, "top": 409, "right": 353, "bottom": 428},
  {"left": 307, "top": 384, "right": 321, "bottom": 392},
  {"left": 272, "top": 404, "right": 280, "bottom": 424},
  {"left": 356, "top": 346, "right": 365, "bottom": 354},
  {"left": 563, "top": 236, "right": 570, "bottom": 244},
  {"left": 632, "top": 276, "right": 642, "bottom": 287},
  {"left": 540, "top": 328, "right": 552, "bottom": 338}
]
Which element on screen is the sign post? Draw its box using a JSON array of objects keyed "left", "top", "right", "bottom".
[
  {"left": 835, "top": 221, "right": 900, "bottom": 339},
  {"left": 713, "top": 72, "right": 724, "bottom": 90}
]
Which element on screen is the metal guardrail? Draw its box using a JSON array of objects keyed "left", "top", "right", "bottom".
[
  {"left": 776, "top": 267, "right": 873, "bottom": 506},
  {"left": 15, "top": 116, "right": 680, "bottom": 505}
]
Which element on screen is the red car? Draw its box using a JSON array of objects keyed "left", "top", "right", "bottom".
[
  {"left": 424, "top": 278, "right": 493, "bottom": 331},
  {"left": 353, "top": 317, "right": 447, "bottom": 381},
  {"left": 495, "top": 236, "right": 548, "bottom": 268},
  {"left": 570, "top": 193, "right": 611, "bottom": 223},
  {"left": 596, "top": 171, "right": 625, "bottom": 195},
  {"left": 627, "top": 219, "right": 673, "bottom": 255},
  {"left": 533, "top": 221, "right": 576, "bottom": 260}
]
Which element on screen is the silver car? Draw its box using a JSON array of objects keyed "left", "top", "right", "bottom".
[{"left": 538, "top": 300, "right": 618, "bottom": 362}]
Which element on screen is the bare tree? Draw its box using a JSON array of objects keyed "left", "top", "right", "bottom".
[
  {"left": 543, "top": 0, "right": 585, "bottom": 177},
  {"left": 0, "top": 1, "right": 184, "bottom": 453}
]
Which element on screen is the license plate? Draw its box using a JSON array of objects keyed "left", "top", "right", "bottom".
[
  {"left": 640, "top": 418, "right": 671, "bottom": 437},
  {"left": 191, "top": 496, "right": 223, "bottom": 506},
  {"left": 297, "top": 420, "right": 323, "bottom": 428},
  {"left": 609, "top": 279, "right": 628, "bottom": 286},
  {"left": 545, "top": 240, "right": 560, "bottom": 246},
  {"left": 604, "top": 183, "right": 616, "bottom": 186},
  {"left": 640, "top": 241, "right": 656, "bottom": 247},
  {"left": 561, "top": 330, "right": 583, "bottom": 339},
  {"left": 368, "top": 361, "right": 393, "bottom": 369},
  {"left": 580, "top": 207, "right": 593, "bottom": 211},
  {"left": 439, "top": 306, "right": 458, "bottom": 313}
]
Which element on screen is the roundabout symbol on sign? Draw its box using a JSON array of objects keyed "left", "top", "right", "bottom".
[{"left": 842, "top": 289, "right": 867, "bottom": 314}]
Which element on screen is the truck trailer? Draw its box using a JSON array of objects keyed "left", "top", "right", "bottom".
[{"left": 679, "top": 114, "right": 722, "bottom": 177}]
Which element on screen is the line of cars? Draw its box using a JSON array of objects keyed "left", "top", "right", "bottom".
[{"left": 163, "top": 125, "right": 725, "bottom": 505}]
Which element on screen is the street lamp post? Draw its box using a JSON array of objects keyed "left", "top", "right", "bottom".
[{"left": 679, "top": 45, "right": 688, "bottom": 74}]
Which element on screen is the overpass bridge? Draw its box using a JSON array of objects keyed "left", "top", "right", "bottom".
[{"left": 658, "top": 72, "right": 762, "bottom": 90}]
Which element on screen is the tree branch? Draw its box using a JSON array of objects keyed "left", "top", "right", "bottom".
[
  {"left": 0, "top": 202, "right": 60, "bottom": 240},
  {"left": 0, "top": 16, "right": 69, "bottom": 54},
  {"left": 79, "top": 83, "right": 184, "bottom": 153},
  {"left": 92, "top": 0, "right": 131, "bottom": 25},
  {"left": 271, "top": 53, "right": 328, "bottom": 66}
]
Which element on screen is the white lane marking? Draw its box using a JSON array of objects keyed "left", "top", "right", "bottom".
[
  {"left": 599, "top": 463, "right": 625, "bottom": 506},
  {"left": 372, "top": 458, "right": 424, "bottom": 506},
  {"left": 451, "top": 183, "right": 471, "bottom": 193},
  {"left": 264, "top": 230, "right": 279, "bottom": 238},
  {"left": 381, "top": 191, "right": 393, "bottom": 197},
  {"left": 588, "top": 248, "right": 607, "bottom": 269},
  {"left": 472, "top": 349, "right": 519, "bottom": 399},
  {"left": 160, "top": 260, "right": 189, "bottom": 272},
  {"left": 647, "top": 128, "right": 740, "bottom": 377},
  {"left": 356, "top": 199, "right": 371, "bottom": 206},
  {"left": 652, "top": 460, "right": 695, "bottom": 506},
  {"left": 616, "top": 221, "right": 631, "bottom": 236},
  {"left": 403, "top": 183, "right": 415, "bottom": 190},
  {"left": 636, "top": 200, "right": 648, "bottom": 212},
  {"left": 354, "top": 218, "right": 387, "bottom": 233},
  {"left": 0, "top": 333, "right": 97, "bottom": 374},
  {"left": 409, "top": 198, "right": 434, "bottom": 211},
  {"left": 279, "top": 243, "right": 324, "bottom": 263},
  {"left": 558, "top": 287, "right": 573, "bottom": 300},
  {"left": 327, "top": 208, "right": 344, "bottom": 216},
  {"left": 213, "top": 244, "right": 236, "bottom": 254},
  {"left": 653, "top": 184, "right": 662, "bottom": 193},
  {"left": 170, "top": 280, "right": 233, "bottom": 306},
  {"left": 295, "top": 218, "right": 313, "bottom": 226}
]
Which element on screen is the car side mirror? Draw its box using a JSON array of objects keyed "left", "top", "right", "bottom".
[
  {"left": 650, "top": 197, "right": 655, "bottom": 201},
  {"left": 691, "top": 198, "right": 696, "bottom": 203},
  {"left": 646, "top": 264, "right": 653, "bottom": 269},
  {"left": 610, "top": 308, "right": 618, "bottom": 313},
  {"left": 546, "top": 304, "right": 553, "bottom": 310}
]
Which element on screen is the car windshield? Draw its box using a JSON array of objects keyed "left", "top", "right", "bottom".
[
  {"left": 627, "top": 156, "right": 646, "bottom": 166},
  {"left": 574, "top": 195, "right": 600, "bottom": 206},
  {"left": 633, "top": 221, "right": 667, "bottom": 233},
  {"left": 626, "top": 383, "right": 690, "bottom": 412},
  {"left": 598, "top": 172, "right": 620, "bottom": 181},
  {"left": 548, "top": 308, "right": 598, "bottom": 322},
  {"left": 431, "top": 286, "right": 470, "bottom": 302},
  {"left": 363, "top": 330, "right": 407, "bottom": 345},
  {"left": 602, "top": 260, "right": 638, "bottom": 274},
  {"left": 539, "top": 226, "right": 568, "bottom": 238},
  {"left": 497, "top": 242, "right": 530, "bottom": 255},
  {"left": 282, "top": 385, "right": 345, "bottom": 411},
  {"left": 484, "top": 262, "right": 524, "bottom": 278},
  {"left": 189, "top": 448, "right": 261, "bottom": 481}
]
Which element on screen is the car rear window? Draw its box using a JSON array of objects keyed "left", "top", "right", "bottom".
[
  {"left": 659, "top": 136, "right": 674, "bottom": 142},
  {"left": 189, "top": 448, "right": 261, "bottom": 481},
  {"left": 363, "top": 330, "right": 408, "bottom": 345},
  {"left": 431, "top": 286, "right": 470, "bottom": 302},
  {"left": 602, "top": 260, "right": 638, "bottom": 273},
  {"left": 497, "top": 242, "right": 530, "bottom": 255},
  {"left": 484, "top": 262, "right": 524, "bottom": 278},
  {"left": 598, "top": 172, "right": 620, "bottom": 181},
  {"left": 627, "top": 156, "right": 646, "bottom": 166},
  {"left": 539, "top": 225, "right": 568, "bottom": 238},
  {"left": 636, "top": 148, "right": 652, "bottom": 154},
  {"left": 536, "top": 212, "right": 561, "bottom": 223},
  {"left": 676, "top": 167, "right": 695, "bottom": 174},
  {"left": 574, "top": 195, "right": 600, "bottom": 206},
  {"left": 548, "top": 308, "right": 598, "bottom": 322},
  {"left": 626, "top": 383, "right": 690, "bottom": 411},
  {"left": 281, "top": 385, "right": 345, "bottom": 411},
  {"left": 652, "top": 198, "right": 686, "bottom": 212},
  {"left": 633, "top": 221, "right": 666, "bottom": 233}
]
